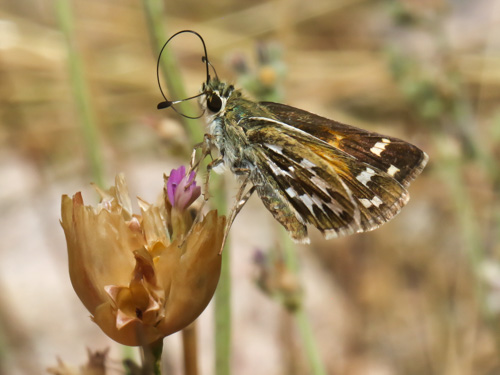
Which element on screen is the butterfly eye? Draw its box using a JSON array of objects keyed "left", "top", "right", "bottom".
[{"left": 207, "top": 94, "right": 223, "bottom": 112}]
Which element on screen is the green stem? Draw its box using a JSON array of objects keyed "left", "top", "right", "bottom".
[
  {"left": 280, "top": 230, "right": 327, "bottom": 375},
  {"left": 121, "top": 346, "right": 135, "bottom": 374},
  {"left": 213, "top": 174, "right": 231, "bottom": 375},
  {"left": 142, "top": 339, "right": 163, "bottom": 375},
  {"left": 281, "top": 227, "right": 299, "bottom": 273},
  {"left": 142, "top": 0, "right": 204, "bottom": 144},
  {"left": 55, "top": 0, "right": 104, "bottom": 188},
  {"left": 295, "top": 309, "right": 327, "bottom": 375},
  {"left": 215, "top": 243, "right": 231, "bottom": 375}
]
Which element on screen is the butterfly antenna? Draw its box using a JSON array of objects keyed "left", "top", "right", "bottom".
[
  {"left": 202, "top": 56, "right": 219, "bottom": 82},
  {"left": 156, "top": 30, "right": 211, "bottom": 113}
]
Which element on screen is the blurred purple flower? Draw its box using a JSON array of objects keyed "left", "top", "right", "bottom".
[
  {"left": 167, "top": 166, "right": 201, "bottom": 211},
  {"left": 252, "top": 248, "right": 267, "bottom": 267}
]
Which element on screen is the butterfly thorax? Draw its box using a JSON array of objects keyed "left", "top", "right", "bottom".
[{"left": 200, "top": 80, "right": 276, "bottom": 174}]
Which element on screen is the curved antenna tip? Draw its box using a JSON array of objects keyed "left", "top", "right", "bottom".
[{"left": 157, "top": 101, "right": 171, "bottom": 110}]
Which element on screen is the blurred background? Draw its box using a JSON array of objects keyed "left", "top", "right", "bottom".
[{"left": 1, "top": 0, "right": 499, "bottom": 374}]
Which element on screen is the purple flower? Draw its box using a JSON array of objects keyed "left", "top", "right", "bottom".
[
  {"left": 167, "top": 166, "right": 201, "bottom": 211},
  {"left": 252, "top": 249, "right": 267, "bottom": 267}
]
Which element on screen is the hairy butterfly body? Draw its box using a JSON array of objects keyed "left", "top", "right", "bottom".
[{"left": 157, "top": 30, "right": 428, "bottom": 244}]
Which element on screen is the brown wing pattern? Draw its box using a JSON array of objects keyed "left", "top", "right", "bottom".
[{"left": 260, "top": 102, "right": 428, "bottom": 187}]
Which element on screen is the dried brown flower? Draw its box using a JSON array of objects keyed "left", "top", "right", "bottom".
[{"left": 60, "top": 174, "right": 225, "bottom": 346}]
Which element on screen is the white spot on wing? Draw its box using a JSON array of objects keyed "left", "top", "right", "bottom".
[
  {"left": 371, "top": 195, "right": 383, "bottom": 207},
  {"left": 359, "top": 198, "right": 373, "bottom": 208},
  {"left": 268, "top": 159, "right": 292, "bottom": 178},
  {"left": 324, "top": 225, "right": 360, "bottom": 239},
  {"left": 387, "top": 165, "right": 400, "bottom": 177},
  {"left": 311, "top": 195, "right": 324, "bottom": 208},
  {"left": 285, "top": 187, "right": 297, "bottom": 198},
  {"left": 370, "top": 144, "right": 385, "bottom": 157},
  {"left": 359, "top": 196, "right": 383, "bottom": 209},
  {"left": 311, "top": 176, "right": 329, "bottom": 194},
  {"left": 293, "top": 236, "right": 311, "bottom": 244},
  {"left": 324, "top": 229, "right": 339, "bottom": 239},
  {"left": 300, "top": 194, "right": 315, "bottom": 213},
  {"left": 356, "top": 168, "right": 376, "bottom": 187},
  {"left": 370, "top": 138, "right": 391, "bottom": 156},
  {"left": 264, "top": 143, "right": 283, "bottom": 155},
  {"left": 300, "top": 159, "right": 316, "bottom": 168}
]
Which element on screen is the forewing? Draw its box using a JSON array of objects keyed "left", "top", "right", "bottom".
[{"left": 260, "top": 102, "right": 428, "bottom": 187}]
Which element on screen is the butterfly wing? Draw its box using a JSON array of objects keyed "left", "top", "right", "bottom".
[
  {"left": 240, "top": 105, "right": 427, "bottom": 242},
  {"left": 244, "top": 124, "right": 358, "bottom": 243},
  {"left": 260, "top": 102, "right": 428, "bottom": 187}
]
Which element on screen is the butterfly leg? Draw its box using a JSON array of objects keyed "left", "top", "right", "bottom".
[
  {"left": 188, "top": 133, "right": 215, "bottom": 174},
  {"left": 186, "top": 132, "right": 226, "bottom": 202},
  {"left": 219, "top": 173, "right": 256, "bottom": 253},
  {"left": 203, "top": 157, "right": 224, "bottom": 200},
  {"left": 183, "top": 134, "right": 221, "bottom": 229}
]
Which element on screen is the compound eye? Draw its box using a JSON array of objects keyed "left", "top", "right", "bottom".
[{"left": 207, "top": 94, "right": 222, "bottom": 112}]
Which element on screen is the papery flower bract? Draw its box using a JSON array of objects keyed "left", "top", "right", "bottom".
[
  {"left": 166, "top": 166, "right": 201, "bottom": 211},
  {"left": 47, "top": 348, "right": 109, "bottom": 375},
  {"left": 60, "top": 174, "right": 225, "bottom": 346}
]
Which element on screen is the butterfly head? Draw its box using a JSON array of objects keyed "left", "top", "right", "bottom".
[{"left": 199, "top": 79, "right": 235, "bottom": 117}]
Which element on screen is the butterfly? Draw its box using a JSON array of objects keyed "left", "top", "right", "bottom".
[{"left": 157, "top": 30, "right": 428, "bottom": 244}]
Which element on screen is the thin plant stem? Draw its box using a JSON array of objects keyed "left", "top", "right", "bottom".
[
  {"left": 213, "top": 174, "right": 231, "bottom": 375},
  {"left": 54, "top": 0, "right": 104, "bottom": 187},
  {"left": 182, "top": 322, "right": 199, "bottom": 375},
  {"left": 281, "top": 230, "right": 327, "bottom": 375},
  {"left": 295, "top": 309, "right": 327, "bottom": 375},
  {"left": 141, "top": 339, "right": 164, "bottom": 375},
  {"left": 142, "top": 0, "right": 204, "bottom": 144},
  {"left": 121, "top": 346, "right": 136, "bottom": 374},
  {"left": 281, "top": 227, "right": 299, "bottom": 273}
]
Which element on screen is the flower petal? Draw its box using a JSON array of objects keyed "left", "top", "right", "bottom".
[
  {"left": 166, "top": 166, "right": 201, "bottom": 210},
  {"left": 154, "top": 210, "right": 226, "bottom": 335},
  {"left": 93, "top": 302, "right": 164, "bottom": 346},
  {"left": 61, "top": 193, "right": 143, "bottom": 313},
  {"left": 166, "top": 166, "right": 186, "bottom": 205}
]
